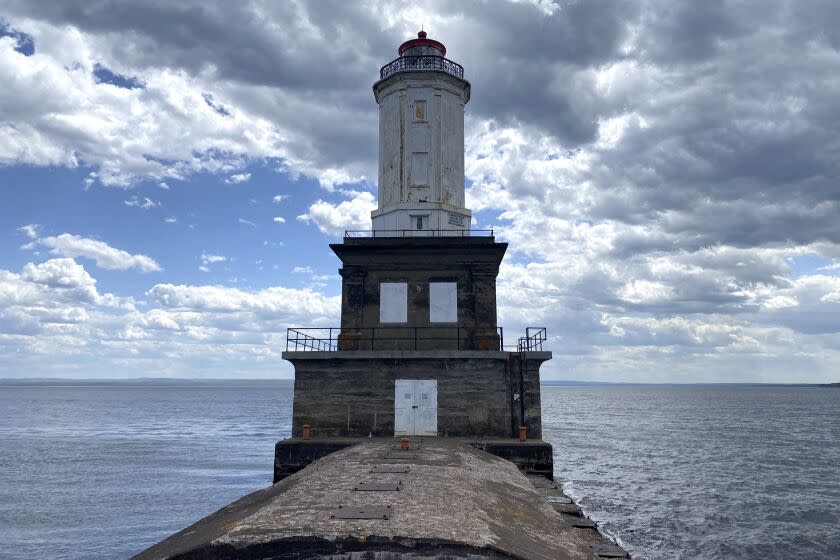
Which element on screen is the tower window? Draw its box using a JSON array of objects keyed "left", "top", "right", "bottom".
[
  {"left": 430, "top": 282, "right": 457, "bottom": 323},
  {"left": 416, "top": 216, "right": 423, "bottom": 230},
  {"left": 414, "top": 100, "right": 426, "bottom": 121},
  {"left": 380, "top": 282, "right": 407, "bottom": 323}
]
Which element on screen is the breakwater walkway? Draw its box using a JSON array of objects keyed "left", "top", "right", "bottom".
[{"left": 133, "top": 439, "right": 628, "bottom": 559}]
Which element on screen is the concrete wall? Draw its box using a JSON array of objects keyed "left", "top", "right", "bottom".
[
  {"left": 371, "top": 202, "right": 471, "bottom": 233},
  {"left": 332, "top": 237, "right": 506, "bottom": 351},
  {"left": 284, "top": 351, "right": 551, "bottom": 439},
  {"left": 510, "top": 353, "right": 545, "bottom": 439}
]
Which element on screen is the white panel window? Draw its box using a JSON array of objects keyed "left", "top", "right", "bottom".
[
  {"left": 414, "top": 100, "right": 426, "bottom": 121},
  {"left": 429, "top": 282, "right": 457, "bottom": 323},
  {"left": 380, "top": 282, "right": 407, "bottom": 323}
]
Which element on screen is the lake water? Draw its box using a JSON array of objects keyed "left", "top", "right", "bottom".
[{"left": 0, "top": 383, "right": 837, "bottom": 559}]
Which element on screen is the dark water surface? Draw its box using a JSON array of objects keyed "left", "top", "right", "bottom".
[
  {"left": 0, "top": 384, "right": 837, "bottom": 559},
  {"left": 0, "top": 384, "right": 292, "bottom": 559},
  {"left": 542, "top": 386, "right": 840, "bottom": 560}
]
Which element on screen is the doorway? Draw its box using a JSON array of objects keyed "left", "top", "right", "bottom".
[{"left": 394, "top": 379, "right": 438, "bottom": 436}]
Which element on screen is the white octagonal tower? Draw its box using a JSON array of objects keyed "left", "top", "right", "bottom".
[{"left": 371, "top": 31, "right": 472, "bottom": 233}]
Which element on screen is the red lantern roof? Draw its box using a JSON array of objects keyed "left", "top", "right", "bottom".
[{"left": 398, "top": 31, "right": 447, "bottom": 57}]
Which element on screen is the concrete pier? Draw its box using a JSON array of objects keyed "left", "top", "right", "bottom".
[
  {"left": 134, "top": 440, "right": 628, "bottom": 559},
  {"left": 274, "top": 437, "right": 554, "bottom": 482}
]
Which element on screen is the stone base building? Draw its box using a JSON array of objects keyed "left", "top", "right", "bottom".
[
  {"left": 282, "top": 32, "right": 551, "bottom": 443},
  {"left": 284, "top": 235, "right": 550, "bottom": 439}
]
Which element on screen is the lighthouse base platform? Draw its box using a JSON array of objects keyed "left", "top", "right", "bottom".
[
  {"left": 132, "top": 439, "right": 629, "bottom": 560},
  {"left": 273, "top": 436, "right": 554, "bottom": 483}
]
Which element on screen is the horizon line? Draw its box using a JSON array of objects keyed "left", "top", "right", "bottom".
[{"left": 0, "top": 377, "right": 836, "bottom": 386}]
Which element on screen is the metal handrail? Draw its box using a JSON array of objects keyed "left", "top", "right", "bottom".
[
  {"left": 286, "top": 328, "right": 339, "bottom": 351},
  {"left": 286, "top": 326, "right": 504, "bottom": 352},
  {"left": 516, "top": 327, "right": 547, "bottom": 352},
  {"left": 344, "top": 229, "right": 493, "bottom": 238},
  {"left": 380, "top": 55, "right": 464, "bottom": 80},
  {"left": 285, "top": 327, "right": 548, "bottom": 352}
]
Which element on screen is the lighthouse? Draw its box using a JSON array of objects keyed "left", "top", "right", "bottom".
[
  {"left": 371, "top": 31, "right": 471, "bottom": 233},
  {"left": 278, "top": 32, "right": 552, "bottom": 476},
  {"left": 136, "top": 32, "right": 629, "bottom": 560}
]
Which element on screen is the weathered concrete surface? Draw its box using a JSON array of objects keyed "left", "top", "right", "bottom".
[
  {"left": 133, "top": 440, "right": 626, "bottom": 560},
  {"left": 275, "top": 437, "right": 554, "bottom": 483},
  {"left": 470, "top": 439, "right": 554, "bottom": 480},
  {"left": 274, "top": 438, "right": 357, "bottom": 482},
  {"left": 331, "top": 237, "right": 507, "bottom": 351},
  {"left": 284, "top": 351, "right": 550, "bottom": 438}
]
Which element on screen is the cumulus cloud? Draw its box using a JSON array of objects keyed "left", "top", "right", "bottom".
[
  {"left": 298, "top": 190, "right": 377, "bottom": 236},
  {"left": 225, "top": 172, "right": 251, "bottom": 184},
  {"left": 0, "top": 4, "right": 377, "bottom": 188},
  {"left": 24, "top": 233, "right": 161, "bottom": 272},
  {"left": 0, "top": 258, "right": 133, "bottom": 344},
  {"left": 17, "top": 224, "right": 38, "bottom": 239},
  {"left": 147, "top": 283, "right": 338, "bottom": 318},
  {"left": 4, "top": 1, "right": 840, "bottom": 380},
  {"left": 0, "top": 258, "right": 338, "bottom": 377},
  {"left": 200, "top": 252, "right": 226, "bottom": 265},
  {"left": 272, "top": 216, "right": 286, "bottom": 224},
  {"left": 198, "top": 251, "right": 226, "bottom": 272},
  {"left": 124, "top": 196, "right": 159, "bottom": 209}
]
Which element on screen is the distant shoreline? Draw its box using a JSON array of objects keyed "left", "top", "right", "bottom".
[
  {"left": 0, "top": 378, "right": 837, "bottom": 387},
  {"left": 0, "top": 378, "right": 294, "bottom": 386}
]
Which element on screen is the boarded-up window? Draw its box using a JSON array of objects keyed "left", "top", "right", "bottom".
[
  {"left": 380, "top": 282, "right": 407, "bottom": 323},
  {"left": 430, "top": 282, "right": 457, "bottom": 323},
  {"left": 411, "top": 152, "right": 429, "bottom": 186}
]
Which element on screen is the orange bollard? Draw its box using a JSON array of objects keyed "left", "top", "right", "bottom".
[
  {"left": 302, "top": 423, "right": 311, "bottom": 441},
  {"left": 400, "top": 436, "right": 410, "bottom": 451},
  {"left": 518, "top": 426, "right": 527, "bottom": 442}
]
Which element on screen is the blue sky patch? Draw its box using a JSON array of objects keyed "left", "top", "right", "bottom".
[
  {"left": 0, "top": 22, "right": 34, "bottom": 56},
  {"left": 202, "top": 93, "right": 231, "bottom": 116},
  {"left": 93, "top": 63, "right": 144, "bottom": 89},
  {"left": 787, "top": 253, "right": 837, "bottom": 277}
]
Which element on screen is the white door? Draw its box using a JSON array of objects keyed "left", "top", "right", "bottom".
[
  {"left": 415, "top": 380, "right": 438, "bottom": 435},
  {"left": 394, "top": 379, "right": 437, "bottom": 436},
  {"left": 394, "top": 380, "right": 415, "bottom": 436}
]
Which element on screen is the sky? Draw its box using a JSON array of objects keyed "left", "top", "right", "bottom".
[{"left": 1, "top": 0, "right": 839, "bottom": 382}]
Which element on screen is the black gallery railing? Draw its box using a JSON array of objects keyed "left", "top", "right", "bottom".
[
  {"left": 379, "top": 55, "right": 465, "bottom": 80},
  {"left": 285, "top": 326, "right": 549, "bottom": 352},
  {"left": 517, "top": 327, "right": 547, "bottom": 352},
  {"left": 344, "top": 229, "right": 493, "bottom": 238},
  {"left": 286, "top": 326, "right": 504, "bottom": 352}
]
